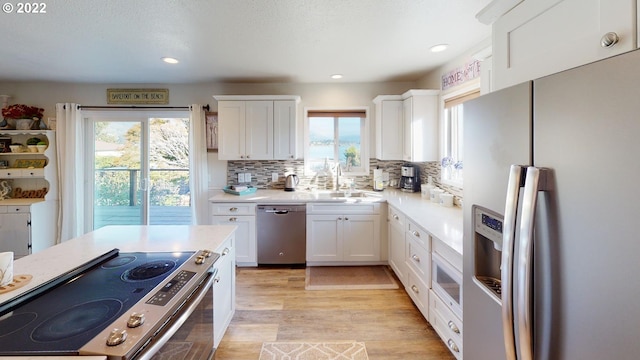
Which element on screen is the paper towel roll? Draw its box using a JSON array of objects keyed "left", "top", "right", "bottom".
[{"left": 0, "top": 251, "right": 13, "bottom": 286}]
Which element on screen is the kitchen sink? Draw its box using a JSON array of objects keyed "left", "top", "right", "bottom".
[{"left": 311, "top": 190, "right": 382, "bottom": 200}]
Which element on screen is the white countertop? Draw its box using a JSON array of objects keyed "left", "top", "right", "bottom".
[
  {"left": 0, "top": 225, "right": 236, "bottom": 305},
  {"left": 210, "top": 188, "right": 463, "bottom": 256}
]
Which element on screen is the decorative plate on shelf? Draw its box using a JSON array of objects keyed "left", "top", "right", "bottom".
[{"left": 14, "top": 159, "right": 46, "bottom": 168}]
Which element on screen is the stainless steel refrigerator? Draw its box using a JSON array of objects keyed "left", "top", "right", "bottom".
[{"left": 462, "top": 49, "right": 640, "bottom": 360}]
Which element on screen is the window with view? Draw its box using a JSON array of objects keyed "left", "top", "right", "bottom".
[
  {"left": 441, "top": 89, "right": 480, "bottom": 186},
  {"left": 305, "top": 109, "right": 369, "bottom": 175}
]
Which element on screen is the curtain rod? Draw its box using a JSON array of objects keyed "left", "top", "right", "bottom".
[{"left": 64, "top": 104, "right": 210, "bottom": 111}]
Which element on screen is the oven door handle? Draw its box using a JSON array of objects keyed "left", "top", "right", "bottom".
[{"left": 134, "top": 268, "right": 217, "bottom": 360}]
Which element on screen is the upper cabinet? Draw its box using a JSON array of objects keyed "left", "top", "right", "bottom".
[
  {"left": 492, "top": 0, "right": 636, "bottom": 90},
  {"left": 213, "top": 95, "right": 301, "bottom": 160},
  {"left": 374, "top": 90, "right": 439, "bottom": 162}
]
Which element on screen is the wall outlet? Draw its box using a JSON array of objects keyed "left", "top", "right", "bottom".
[
  {"left": 237, "top": 173, "right": 245, "bottom": 183},
  {"left": 244, "top": 173, "right": 251, "bottom": 182},
  {"left": 272, "top": 173, "right": 278, "bottom": 182}
]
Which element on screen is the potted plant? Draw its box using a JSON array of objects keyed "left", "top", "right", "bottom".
[
  {"left": 26, "top": 137, "right": 41, "bottom": 153},
  {"left": 36, "top": 141, "right": 47, "bottom": 153},
  {"left": 1, "top": 104, "right": 44, "bottom": 130}
]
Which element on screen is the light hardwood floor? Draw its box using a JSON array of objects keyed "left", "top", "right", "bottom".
[{"left": 215, "top": 267, "right": 455, "bottom": 360}]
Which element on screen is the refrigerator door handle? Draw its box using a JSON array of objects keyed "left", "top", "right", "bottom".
[
  {"left": 501, "top": 165, "right": 526, "bottom": 360},
  {"left": 516, "top": 167, "right": 551, "bottom": 360}
]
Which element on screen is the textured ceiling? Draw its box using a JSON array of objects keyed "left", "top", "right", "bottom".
[{"left": 0, "top": 0, "right": 492, "bottom": 84}]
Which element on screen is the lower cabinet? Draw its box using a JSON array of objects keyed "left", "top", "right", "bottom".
[
  {"left": 306, "top": 203, "right": 382, "bottom": 264},
  {"left": 0, "top": 201, "right": 57, "bottom": 258},
  {"left": 387, "top": 206, "right": 407, "bottom": 285},
  {"left": 429, "top": 289, "right": 463, "bottom": 360},
  {"left": 213, "top": 234, "right": 236, "bottom": 349},
  {"left": 210, "top": 202, "right": 257, "bottom": 266}
]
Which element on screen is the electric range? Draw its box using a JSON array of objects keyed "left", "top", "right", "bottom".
[{"left": 0, "top": 248, "right": 219, "bottom": 359}]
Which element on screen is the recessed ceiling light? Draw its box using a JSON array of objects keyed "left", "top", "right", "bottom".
[
  {"left": 162, "top": 57, "right": 179, "bottom": 64},
  {"left": 430, "top": 44, "right": 448, "bottom": 53},
  {"left": 331, "top": 74, "right": 343, "bottom": 79}
]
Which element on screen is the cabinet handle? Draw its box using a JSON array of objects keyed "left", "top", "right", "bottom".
[
  {"left": 447, "top": 339, "right": 460, "bottom": 353},
  {"left": 229, "top": 207, "right": 238, "bottom": 212},
  {"left": 338, "top": 217, "right": 343, "bottom": 221},
  {"left": 411, "top": 254, "right": 420, "bottom": 263},
  {"left": 214, "top": 276, "right": 221, "bottom": 283},
  {"left": 246, "top": 155, "right": 250, "bottom": 159},
  {"left": 228, "top": 217, "right": 237, "bottom": 222},
  {"left": 393, "top": 214, "right": 399, "bottom": 220},
  {"left": 448, "top": 320, "right": 460, "bottom": 334},
  {"left": 222, "top": 248, "right": 230, "bottom": 256},
  {"left": 412, "top": 230, "right": 420, "bottom": 238},
  {"left": 601, "top": 32, "right": 619, "bottom": 48},
  {"left": 411, "top": 285, "right": 419, "bottom": 294},
  {"left": 344, "top": 217, "right": 349, "bottom": 221},
  {"left": 240, "top": 155, "right": 244, "bottom": 159}
]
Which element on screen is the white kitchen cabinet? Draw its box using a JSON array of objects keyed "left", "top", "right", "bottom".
[
  {"left": 387, "top": 205, "right": 407, "bottom": 285},
  {"left": 373, "top": 96, "right": 404, "bottom": 160},
  {"left": 210, "top": 202, "right": 257, "bottom": 266},
  {"left": 492, "top": 0, "right": 636, "bottom": 90},
  {"left": 402, "top": 90, "right": 439, "bottom": 162},
  {"left": 373, "top": 90, "right": 439, "bottom": 161},
  {"left": 0, "top": 210, "right": 29, "bottom": 256},
  {"left": 214, "top": 95, "right": 300, "bottom": 160},
  {"left": 213, "top": 234, "right": 236, "bottom": 348},
  {"left": 273, "top": 100, "right": 297, "bottom": 160},
  {"left": 429, "top": 289, "right": 463, "bottom": 360},
  {"left": 306, "top": 203, "right": 382, "bottom": 264}
]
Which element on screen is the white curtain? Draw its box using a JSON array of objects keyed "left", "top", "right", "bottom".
[
  {"left": 189, "top": 105, "right": 209, "bottom": 224},
  {"left": 55, "top": 103, "right": 85, "bottom": 242}
]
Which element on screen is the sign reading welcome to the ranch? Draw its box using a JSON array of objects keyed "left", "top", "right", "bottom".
[{"left": 107, "top": 88, "right": 169, "bottom": 104}]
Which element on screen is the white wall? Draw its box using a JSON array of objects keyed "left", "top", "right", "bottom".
[{"left": 0, "top": 80, "right": 416, "bottom": 189}]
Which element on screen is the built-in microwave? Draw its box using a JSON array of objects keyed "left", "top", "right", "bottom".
[{"left": 432, "top": 252, "right": 463, "bottom": 319}]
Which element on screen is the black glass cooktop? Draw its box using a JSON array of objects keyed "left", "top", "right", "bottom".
[{"left": 0, "top": 251, "right": 194, "bottom": 356}]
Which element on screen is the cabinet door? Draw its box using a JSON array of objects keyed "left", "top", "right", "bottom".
[
  {"left": 244, "top": 101, "right": 273, "bottom": 160},
  {"left": 306, "top": 215, "right": 342, "bottom": 261},
  {"left": 388, "top": 209, "right": 407, "bottom": 285},
  {"left": 343, "top": 214, "right": 380, "bottom": 261},
  {"left": 493, "top": 0, "right": 635, "bottom": 90},
  {"left": 211, "top": 215, "right": 256, "bottom": 266},
  {"left": 213, "top": 237, "right": 236, "bottom": 348},
  {"left": 217, "top": 101, "right": 246, "bottom": 160},
  {"left": 376, "top": 99, "right": 404, "bottom": 160},
  {"left": 403, "top": 93, "right": 439, "bottom": 162},
  {"left": 402, "top": 97, "right": 413, "bottom": 162},
  {"left": 273, "top": 100, "right": 297, "bottom": 160},
  {"left": 0, "top": 213, "right": 31, "bottom": 257}
]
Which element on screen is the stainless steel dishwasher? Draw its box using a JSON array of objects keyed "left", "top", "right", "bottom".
[{"left": 256, "top": 204, "right": 306, "bottom": 264}]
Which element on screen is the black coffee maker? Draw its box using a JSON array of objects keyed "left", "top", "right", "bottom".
[{"left": 400, "top": 164, "right": 420, "bottom": 192}]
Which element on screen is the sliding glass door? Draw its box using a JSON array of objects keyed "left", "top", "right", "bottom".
[{"left": 87, "top": 113, "right": 191, "bottom": 230}]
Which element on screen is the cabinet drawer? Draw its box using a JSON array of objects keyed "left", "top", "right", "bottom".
[
  {"left": 21, "top": 168, "right": 44, "bottom": 177},
  {"left": 307, "top": 202, "right": 379, "bottom": 215},
  {"left": 210, "top": 202, "right": 256, "bottom": 215},
  {"left": 387, "top": 206, "right": 405, "bottom": 229},
  {"left": 406, "top": 267, "right": 429, "bottom": 321},
  {"left": 406, "top": 236, "right": 430, "bottom": 285},
  {"left": 406, "top": 219, "right": 430, "bottom": 251},
  {"left": 429, "top": 289, "right": 463, "bottom": 360},
  {"left": 4, "top": 205, "right": 30, "bottom": 213}
]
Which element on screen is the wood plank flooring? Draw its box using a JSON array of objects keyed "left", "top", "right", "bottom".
[{"left": 215, "top": 267, "right": 455, "bottom": 360}]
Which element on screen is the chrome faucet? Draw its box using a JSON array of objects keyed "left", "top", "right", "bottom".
[{"left": 334, "top": 162, "right": 342, "bottom": 190}]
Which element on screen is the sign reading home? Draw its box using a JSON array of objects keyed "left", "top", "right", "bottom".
[
  {"left": 441, "top": 60, "right": 481, "bottom": 90},
  {"left": 107, "top": 88, "right": 169, "bottom": 104}
]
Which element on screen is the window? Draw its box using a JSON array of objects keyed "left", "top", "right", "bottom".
[
  {"left": 305, "top": 109, "right": 369, "bottom": 175},
  {"left": 441, "top": 88, "right": 480, "bottom": 186}
]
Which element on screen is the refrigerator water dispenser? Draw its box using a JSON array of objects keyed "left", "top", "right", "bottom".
[{"left": 472, "top": 205, "right": 504, "bottom": 304}]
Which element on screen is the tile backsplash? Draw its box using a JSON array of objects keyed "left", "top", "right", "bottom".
[{"left": 226, "top": 158, "right": 463, "bottom": 206}]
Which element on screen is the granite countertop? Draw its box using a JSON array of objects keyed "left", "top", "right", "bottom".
[
  {"left": 210, "top": 188, "right": 462, "bottom": 256},
  {"left": 0, "top": 225, "right": 237, "bottom": 306}
]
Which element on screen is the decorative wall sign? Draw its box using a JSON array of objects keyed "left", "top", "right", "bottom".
[
  {"left": 14, "top": 159, "right": 46, "bottom": 168},
  {"left": 12, "top": 187, "right": 47, "bottom": 199},
  {"left": 205, "top": 112, "right": 218, "bottom": 151},
  {"left": 107, "top": 88, "right": 169, "bottom": 105},
  {"left": 442, "top": 60, "right": 481, "bottom": 90}
]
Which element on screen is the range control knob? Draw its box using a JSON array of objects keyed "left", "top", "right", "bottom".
[
  {"left": 106, "top": 328, "right": 128, "bottom": 346},
  {"left": 127, "top": 312, "right": 145, "bottom": 328},
  {"left": 195, "top": 255, "right": 206, "bottom": 264},
  {"left": 201, "top": 249, "right": 213, "bottom": 257}
]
